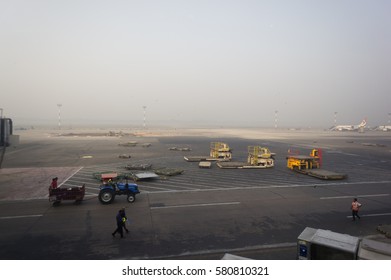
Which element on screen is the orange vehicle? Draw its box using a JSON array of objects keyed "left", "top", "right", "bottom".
[{"left": 287, "top": 148, "right": 346, "bottom": 180}]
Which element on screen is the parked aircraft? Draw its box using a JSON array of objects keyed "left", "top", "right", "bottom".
[
  {"left": 330, "top": 119, "right": 367, "bottom": 131},
  {"left": 374, "top": 125, "right": 391, "bottom": 132}
]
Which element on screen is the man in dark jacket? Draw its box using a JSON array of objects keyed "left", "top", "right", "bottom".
[
  {"left": 120, "top": 208, "right": 129, "bottom": 233},
  {"left": 112, "top": 210, "right": 124, "bottom": 238}
]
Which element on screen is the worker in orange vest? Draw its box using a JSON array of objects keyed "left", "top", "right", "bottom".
[{"left": 351, "top": 198, "right": 362, "bottom": 221}]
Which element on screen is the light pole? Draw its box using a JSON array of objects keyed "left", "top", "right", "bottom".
[
  {"left": 274, "top": 110, "right": 278, "bottom": 129},
  {"left": 57, "top": 104, "right": 62, "bottom": 130},
  {"left": 142, "top": 106, "right": 147, "bottom": 129}
]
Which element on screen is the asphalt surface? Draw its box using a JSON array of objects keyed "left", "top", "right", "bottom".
[{"left": 1, "top": 128, "right": 390, "bottom": 259}]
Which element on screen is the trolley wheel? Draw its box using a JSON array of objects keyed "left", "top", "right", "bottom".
[{"left": 52, "top": 201, "right": 61, "bottom": 207}]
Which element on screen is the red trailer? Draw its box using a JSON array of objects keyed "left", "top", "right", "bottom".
[{"left": 49, "top": 185, "right": 85, "bottom": 206}]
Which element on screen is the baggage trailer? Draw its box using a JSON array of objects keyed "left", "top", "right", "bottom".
[
  {"left": 292, "top": 168, "right": 347, "bottom": 180},
  {"left": 184, "top": 156, "right": 210, "bottom": 162},
  {"left": 49, "top": 185, "right": 85, "bottom": 206},
  {"left": 199, "top": 161, "right": 212, "bottom": 168},
  {"left": 287, "top": 149, "right": 346, "bottom": 180},
  {"left": 301, "top": 169, "right": 346, "bottom": 180},
  {"left": 217, "top": 160, "right": 274, "bottom": 169}
]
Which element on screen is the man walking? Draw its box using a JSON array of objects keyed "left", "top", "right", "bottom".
[
  {"left": 120, "top": 208, "right": 129, "bottom": 234},
  {"left": 351, "top": 198, "right": 362, "bottom": 221},
  {"left": 112, "top": 210, "right": 124, "bottom": 238}
]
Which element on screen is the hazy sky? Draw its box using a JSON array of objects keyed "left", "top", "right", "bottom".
[{"left": 1, "top": 0, "right": 390, "bottom": 128}]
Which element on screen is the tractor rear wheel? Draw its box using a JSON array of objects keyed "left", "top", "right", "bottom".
[{"left": 99, "top": 189, "right": 115, "bottom": 204}]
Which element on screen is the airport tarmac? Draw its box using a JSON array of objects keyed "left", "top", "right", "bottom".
[{"left": 0, "top": 127, "right": 391, "bottom": 259}]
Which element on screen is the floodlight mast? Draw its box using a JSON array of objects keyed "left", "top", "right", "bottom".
[
  {"left": 142, "top": 106, "right": 147, "bottom": 129},
  {"left": 57, "top": 104, "right": 62, "bottom": 130}
]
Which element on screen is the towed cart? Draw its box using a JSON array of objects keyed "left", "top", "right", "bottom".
[{"left": 49, "top": 185, "right": 85, "bottom": 206}]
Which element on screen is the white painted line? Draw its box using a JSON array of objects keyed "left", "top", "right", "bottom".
[
  {"left": 141, "top": 185, "right": 177, "bottom": 191},
  {"left": 150, "top": 202, "right": 240, "bottom": 210},
  {"left": 144, "top": 180, "right": 391, "bottom": 194},
  {"left": 84, "top": 186, "right": 99, "bottom": 191},
  {"left": 363, "top": 213, "right": 391, "bottom": 217},
  {"left": 0, "top": 214, "right": 43, "bottom": 220},
  {"left": 65, "top": 179, "right": 93, "bottom": 185},
  {"left": 140, "top": 242, "right": 297, "bottom": 260},
  {"left": 85, "top": 193, "right": 98, "bottom": 196},
  {"left": 347, "top": 213, "right": 391, "bottom": 218},
  {"left": 61, "top": 183, "right": 84, "bottom": 188},
  {"left": 61, "top": 184, "right": 98, "bottom": 192},
  {"left": 58, "top": 167, "right": 84, "bottom": 188},
  {"left": 321, "top": 194, "right": 390, "bottom": 200}
]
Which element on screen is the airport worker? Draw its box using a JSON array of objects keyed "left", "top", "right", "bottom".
[
  {"left": 49, "top": 177, "right": 58, "bottom": 189},
  {"left": 120, "top": 208, "right": 130, "bottom": 233},
  {"left": 112, "top": 210, "right": 124, "bottom": 238},
  {"left": 351, "top": 198, "right": 362, "bottom": 221}
]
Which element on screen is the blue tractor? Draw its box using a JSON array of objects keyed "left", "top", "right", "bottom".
[{"left": 98, "top": 181, "right": 140, "bottom": 204}]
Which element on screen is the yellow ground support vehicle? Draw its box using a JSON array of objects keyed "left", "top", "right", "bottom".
[
  {"left": 210, "top": 142, "right": 232, "bottom": 160},
  {"left": 217, "top": 146, "right": 275, "bottom": 169},
  {"left": 247, "top": 146, "right": 275, "bottom": 167},
  {"left": 287, "top": 149, "right": 346, "bottom": 180},
  {"left": 184, "top": 142, "right": 232, "bottom": 162},
  {"left": 287, "top": 149, "right": 321, "bottom": 170}
]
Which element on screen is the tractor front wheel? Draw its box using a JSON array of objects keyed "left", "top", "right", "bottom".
[{"left": 127, "top": 194, "right": 136, "bottom": 203}]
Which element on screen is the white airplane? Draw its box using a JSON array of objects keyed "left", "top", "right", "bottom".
[
  {"left": 374, "top": 125, "right": 391, "bottom": 132},
  {"left": 330, "top": 119, "right": 367, "bottom": 131}
]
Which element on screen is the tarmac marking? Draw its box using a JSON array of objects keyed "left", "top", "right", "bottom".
[
  {"left": 65, "top": 179, "right": 95, "bottom": 186},
  {"left": 84, "top": 186, "right": 100, "bottom": 191},
  {"left": 150, "top": 201, "right": 240, "bottom": 210},
  {"left": 141, "top": 180, "right": 228, "bottom": 191},
  {"left": 0, "top": 214, "right": 43, "bottom": 220},
  {"left": 142, "top": 181, "right": 203, "bottom": 190},
  {"left": 60, "top": 182, "right": 85, "bottom": 188},
  {"left": 320, "top": 194, "right": 390, "bottom": 200},
  {"left": 140, "top": 185, "right": 175, "bottom": 191},
  {"left": 85, "top": 193, "right": 98, "bottom": 197},
  {"left": 143, "top": 180, "right": 391, "bottom": 194},
  {"left": 59, "top": 166, "right": 84, "bottom": 188},
  {"left": 347, "top": 213, "right": 391, "bottom": 219},
  {"left": 137, "top": 242, "right": 297, "bottom": 260},
  {"left": 311, "top": 180, "right": 391, "bottom": 187}
]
